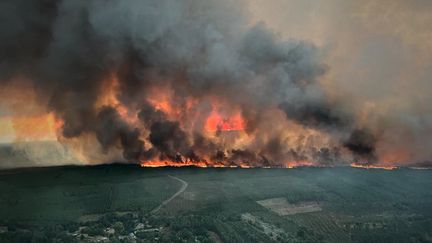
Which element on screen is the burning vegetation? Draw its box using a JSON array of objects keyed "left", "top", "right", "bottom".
[{"left": 0, "top": 0, "right": 429, "bottom": 168}]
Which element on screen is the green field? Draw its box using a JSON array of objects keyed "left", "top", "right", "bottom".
[{"left": 0, "top": 165, "right": 432, "bottom": 242}]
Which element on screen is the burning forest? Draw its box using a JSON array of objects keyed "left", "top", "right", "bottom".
[{"left": 1, "top": 0, "right": 432, "bottom": 169}]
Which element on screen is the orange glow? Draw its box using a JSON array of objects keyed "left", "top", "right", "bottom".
[
  {"left": 379, "top": 150, "right": 410, "bottom": 165},
  {"left": 0, "top": 76, "right": 63, "bottom": 142},
  {"left": 146, "top": 86, "right": 178, "bottom": 119},
  {"left": 140, "top": 160, "right": 208, "bottom": 168},
  {"left": 140, "top": 161, "right": 403, "bottom": 169},
  {"left": 2, "top": 74, "right": 420, "bottom": 168},
  {"left": 97, "top": 73, "right": 139, "bottom": 126},
  {"left": 139, "top": 159, "right": 334, "bottom": 169},
  {"left": 140, "top": 160, "right": 255, "bottom": 168},
  {"left": 350, "top": 163, "right": 398, "bottom": 170},
  {"left": 11, "top": 113, "right": 60, "bottom": 142},
  {"left": 285, "top": 160, "right": 316, "bottom": 168},
  {"left": 153, "top": 100, "right": 172, "bottom": 114},
  {"left": 145, "top": 86, "right": 246, "bottom": 133},
  {"left": 205, "top": 110, "right": 245, "bottom": 132}
]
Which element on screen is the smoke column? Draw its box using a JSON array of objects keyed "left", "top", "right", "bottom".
[{"left": 0, "top": 0, "right": 430, "bottom": 168}]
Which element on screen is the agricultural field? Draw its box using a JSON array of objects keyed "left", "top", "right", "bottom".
[{"left": 0, "top": 165, "right": 432, "bottom": 242}]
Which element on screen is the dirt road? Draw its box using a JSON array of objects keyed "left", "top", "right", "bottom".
[{"left": 150, "top": 175, "right": 188, "bottom": 214}]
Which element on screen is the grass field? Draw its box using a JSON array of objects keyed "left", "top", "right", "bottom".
[{"left": 0, "top": 165, "right": 431, "bottom": 242}]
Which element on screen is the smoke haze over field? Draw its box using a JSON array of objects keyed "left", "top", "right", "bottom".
[
  {"left": 0, "top": 0, "right": 431, "bottom": 168},
  {"left": 249, "top": 0, "right": 432, "bottom": 164}
]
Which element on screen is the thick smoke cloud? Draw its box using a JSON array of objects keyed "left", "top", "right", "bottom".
[
  {"left": 95, "top": 107, "right": 144, "bottom": 161},
  {"left": 344, "top": 129, "right": 377, "bottom": 164},
  {"left": 149, "top": 121, "right": 189, "bottom": 160},
  {"left": 138, "top": 104, "right": 166, "bottom": 128},
  {"left": 249, "top": 0, "right": 432, "bottom": 165},
  {"left": 0, "top": 0, "right": 392, "bottom": 167},
  {"left": 0, "top": 1, "right": 57, "bottom": 79},
  {"left": 279, "top": 101, "right": 349, "bottom": 129}
]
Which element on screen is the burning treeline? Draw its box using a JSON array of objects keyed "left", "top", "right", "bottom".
[{"left": 0, "top": 0, "right": 419, "bottom": 168}]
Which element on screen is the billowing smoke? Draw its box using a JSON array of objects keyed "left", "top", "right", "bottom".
[
  {"left": 95, "top": 107, "right": 143, "bottom": 161},
  {"left": 0, "top": 0, "right": 417, "bottom": 168},
  {"left": 344, "top": 129, "right": 377, "bottom": 164}
]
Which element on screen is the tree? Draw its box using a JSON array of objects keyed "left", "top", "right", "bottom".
[{"left": 113, "top": 222, "right": 125, "bottom": 235}]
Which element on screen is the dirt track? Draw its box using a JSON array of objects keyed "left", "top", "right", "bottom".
[{"left": 150, "top": 175, "right": 188, "bottom": 214}]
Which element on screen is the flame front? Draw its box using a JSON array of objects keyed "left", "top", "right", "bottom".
[
  {"left": 350, "top": 163, "right": 398, "bottom": 170},
  {"left": 0, "top": 73, "right": 420, "bottom": 168}
]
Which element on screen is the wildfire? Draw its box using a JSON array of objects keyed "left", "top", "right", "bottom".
[
  {"left": 140, "top": 160, "right": 254, "bottom": 168},
  {"left": 0, "top": 74, "right": 421, "bottom": 169},
  {"left": 97, "top": 73, "right": 139, "bottom": 126},
  {"left": 205, "top": 110, "right": 245, "bottom": 132},
  {"left": 140, "top": 160, "right": 209, "bottom": 168},
  {"left": 146, "top": 86, "right": 182, "bottom": 120},
  {"left": 138, "top": 161, "right": 403, "bottom": 169},
  {"left": 350, "top": 163, "right": 398, "bottom": 170},
  {"left": 285, "top": 160, "right": 316, "bottom": 168}
]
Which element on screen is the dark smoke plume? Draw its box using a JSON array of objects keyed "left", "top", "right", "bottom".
[
  {"left": 344, "top": 129, "right": 377, "bottom": 164},
  {"left": 0, "top": 0, "right": 378, "bottom": 167},
  {"left": 149, "top": 121, "right": 190, "bottom": 160},
  {"left": 95, "top": 107, "right": 144, "bottom": 161},
  {"left": 279, "top": 101, "right": 350, "bottom": 129},
  {"left": 138, "top": 103, "right": 166, "bottom": 128}
]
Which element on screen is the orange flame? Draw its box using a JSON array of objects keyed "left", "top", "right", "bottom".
[
  {"left": 350, "top": 163, "right": 398, "bottom": 170},
  {"left": 140, "top": 160, "right": 255, "bottom": 168},
  {"left": 205, "top": 110, "right": 245, "bottom": 132},
  {"left": 285, "top": 160, "right": 316, "bottom": 168},
  {"left": 140, "top": 160, "right": 208, "bottom": 168},
  {"left": 97, "top": 73, "right": 139, "bottom": 126}
]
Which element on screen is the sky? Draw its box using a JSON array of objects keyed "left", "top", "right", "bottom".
[{"left": 247, "top": 0, "right": 432, "bottom": 162}]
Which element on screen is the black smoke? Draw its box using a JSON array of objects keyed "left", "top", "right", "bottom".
[
  {"left": 279, "top": 101, "right": 350, "bottom": 129},
  {"left": 149, "top": 121, "right": 190, "bottom": 161},
  {"left": 0, "top": 0, "right": 374, "bottom": 166},
  {"left": 95, "top": 107, "right": 144, "bottom": 161},
  {"left": 344, "top": 129, "right": 377, "bottom": 164},
  {"left": 138, "top": 103, "right": 166, "bottom": 128}
]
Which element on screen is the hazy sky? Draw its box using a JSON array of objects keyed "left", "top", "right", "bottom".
[{"left": 247, "top": 0, "right": 432, "bottom": 161}]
